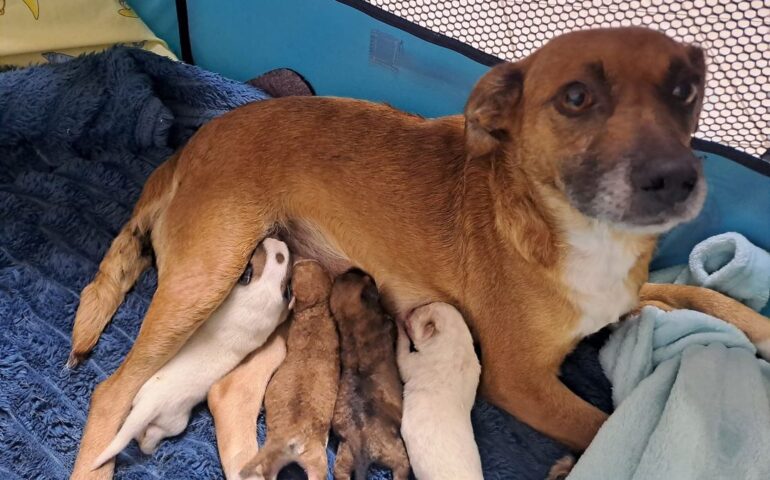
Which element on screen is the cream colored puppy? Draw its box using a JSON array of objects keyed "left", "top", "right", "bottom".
[
  {"left": 397, "top": 302, "right": 483, "bottom": 480},
  {"left": 92, "top": 238, "right": 292, "bottom": 469}
]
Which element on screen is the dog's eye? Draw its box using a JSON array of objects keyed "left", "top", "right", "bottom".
[
  {"left": 560, "top": 82, "right": 593, "bottom": 113},
  {"left": 238, "top": 263, "right": 253, "bottom": 286},
  {"left": 672, "top": 81, "right": 698, "bottom": 105}
]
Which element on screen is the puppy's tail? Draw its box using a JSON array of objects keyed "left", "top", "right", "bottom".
[
  {"left": 68, "top": 153, "right": 179, "bottom": 367},
  {"left": 91, "top": 399, "right": 157, "bottom": 470},
  {"left": 240, "top": 439, "right": 309, "bottom": 480}
]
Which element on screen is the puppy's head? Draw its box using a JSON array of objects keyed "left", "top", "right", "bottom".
[
  {"left": 330, "top": 268, "right": 385, "bottom": 330},
  {"left": 238, "top": 237, "right": 291, "bottom": 303},
  {"left": 466, "top": 27, "right": 707, "bottom": 232},
  {"left": 405, "top": 302, "right": 469, "bottom": 351},
  {"left": 290, "top": 259, "right": 332, "bottom": 310}
]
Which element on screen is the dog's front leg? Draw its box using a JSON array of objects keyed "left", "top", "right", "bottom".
[{"left": 476, "top": 308, "right": 608, "bottom": 451}]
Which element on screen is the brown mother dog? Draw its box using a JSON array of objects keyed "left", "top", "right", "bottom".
[{"left": 70, "top": 27, "right": 769, "bottom": 478}]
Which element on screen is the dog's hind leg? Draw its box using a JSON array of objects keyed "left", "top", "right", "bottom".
[
  {"left": 332, "top": 440, "right": 354, "bottom": 480},
  {"left": 382, "top": 449, "right": 410, "bottom": 480},
  {"left": 138, "top": 424, "right": 166, "bottom": 455},
  {"left": 71, "top": 196, "right": 271, "bottom": 479},
  {"left": 139, "top": 411, "right": 190, "bottom": 454},
  {"left": 298, "top": 443, "right": 329, "bottom": 480}
]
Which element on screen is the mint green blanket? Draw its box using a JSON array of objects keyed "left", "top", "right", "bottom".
[{"left": 569, "top": 233, "right": 770, "bottom": 480}]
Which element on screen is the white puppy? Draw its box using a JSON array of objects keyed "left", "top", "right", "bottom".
[
  {"left": 397, "top": 302, "right": 483, "bottom": 480},
  {"left": 93, "top": 237, "right": 292, "bottom": 469}
]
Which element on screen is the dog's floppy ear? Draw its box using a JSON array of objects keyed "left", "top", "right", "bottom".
[{"left": 464, "top": 60, "right": 528, "bottom": 157}]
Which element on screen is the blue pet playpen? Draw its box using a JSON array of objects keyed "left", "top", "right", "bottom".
[{"left": 0, "top": 1, "right": 768, "bottom": 479}]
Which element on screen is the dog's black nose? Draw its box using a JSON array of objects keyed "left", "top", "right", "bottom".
[{"left": 632, "top": 157, "right": 698, "bottom": 207}]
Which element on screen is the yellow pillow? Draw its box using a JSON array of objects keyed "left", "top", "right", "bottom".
[{"left": 0, "top": 0, "right": 176, "bottom": 66}]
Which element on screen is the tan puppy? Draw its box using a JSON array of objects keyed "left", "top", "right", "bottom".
[
  {"left": 68, "top": 27, "right": 770, "bottom": 478},
  {"left": 208, "top": 323, "right": 289, "bottom": 480},
  {"left": 241, "top": 260, "right": 339, "bottom": 480},
  {"left": 330, "top": 269, "right": 410, "bottom": 480},
  {"left": 397, "top": 303, "right": 482, "bottom": 480}
]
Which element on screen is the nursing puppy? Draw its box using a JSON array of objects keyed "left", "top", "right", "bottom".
[
  {"left": 241, "top": 260, "right": 339, "bottom": 480},
  {"left": 92, "top": 238, "right": 292, "bottom": 468},
  {"left": 397, "top": 303, "right": 482, "bottom": 480},
  {"left": 208, "top": 323, "right": 289, "bottom": 480},
  {"left": 331, "top": 269, "right": 410, "bottom": 480}
]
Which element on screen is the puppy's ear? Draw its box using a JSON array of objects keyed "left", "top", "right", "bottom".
[
  {"left": 464, "top": 60, "right": 528, "bottom": 157},
  {"left": 686, "top": 45, "right": 707, "bottom": 133},
  {"left": 360, "top": 278, "right": 380, "bottom": 308},
  {"left": 419, "top": 318, "right": 436, "bottom": 340}
]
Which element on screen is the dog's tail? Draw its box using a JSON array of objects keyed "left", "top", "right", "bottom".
[
  {"left": 91, "top": 399, "right": 157, "bottom": 470},
  {"left": 354, "top": 456, "right": 371, "bottom": 480},
  {"left": 240, "top": 438, "right": 320, "bottom": 480},
  {"left": 68, "top": 154, "right": 180, "bottom": 367}
]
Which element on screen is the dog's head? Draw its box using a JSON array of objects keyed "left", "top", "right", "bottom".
[
  {"left": 405, "top": 302, "right": 469, "bottom": 351},
  {"left": 289, "top": 259, "right": 331, "bottom": 311},
  {"left": 238, "top": 237, "right": 292, "bottom": 302},
  {"left": 465, "top": 27, "right": 707, "bottom": 232},
  {"left": 330, "top": 268, "right": 386, "bottom": 331}
]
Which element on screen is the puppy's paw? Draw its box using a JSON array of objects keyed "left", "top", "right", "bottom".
[
  {"left": 241, "top": 472, "right": 265, "bottom": 480},
  {"left": 546, "top": 454, "right": 575, "bottom": 480},
  {"left": 239, "top": 466, "right": 266, "bottom": 480}
]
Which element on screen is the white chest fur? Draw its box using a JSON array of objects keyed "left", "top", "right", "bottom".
[{"left": 563, "top": 222, "right": 640, "bottom": 339}]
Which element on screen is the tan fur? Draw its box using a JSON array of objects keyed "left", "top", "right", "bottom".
[
  {"left": 67, "top": 28, "right": 769, "bottom": 478},
  {"left": 208, "top": 323, "right": 288, "bottom": 480},
  {"left": 637, "top": 283, "right": 770, "bottom": 345}
]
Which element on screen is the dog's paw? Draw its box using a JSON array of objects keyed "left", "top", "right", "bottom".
[{"left": 546, "top": 454, "right": 576, "bottom": 480}]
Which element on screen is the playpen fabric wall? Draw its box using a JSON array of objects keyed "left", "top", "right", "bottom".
[{"left": 132, "top": 0, "right": 770, "bottom": 303}]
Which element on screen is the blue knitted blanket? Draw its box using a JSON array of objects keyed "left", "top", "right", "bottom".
[{"left": 0, "top": 48, "right": 611, "bottom": 479}]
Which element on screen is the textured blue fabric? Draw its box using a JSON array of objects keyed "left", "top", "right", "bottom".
[{"left": 0, "top": 48, "right": 611, "bottom": 479}]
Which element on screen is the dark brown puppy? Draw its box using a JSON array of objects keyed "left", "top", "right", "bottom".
[
  {"left": 241, "top": 260, "right": 339, "bottom": 480},
  {"left": 330, "top": 269, "right": 410, "bottom": 480}
]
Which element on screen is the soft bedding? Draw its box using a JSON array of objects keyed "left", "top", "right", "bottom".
[{"left": 0, "top": 48, "right": 612, "bottom": 479}]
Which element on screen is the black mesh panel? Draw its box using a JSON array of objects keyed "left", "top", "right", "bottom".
[{"left": 367, "top": 0, "right": 769, "bottom": 158}]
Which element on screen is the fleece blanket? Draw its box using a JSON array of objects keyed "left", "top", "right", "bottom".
[
  {"left": 0, "top": 48, "right": 611, "bottom": 480},
  {"left": 568, "top": 235, "right": 770, "bottom": 480}
]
